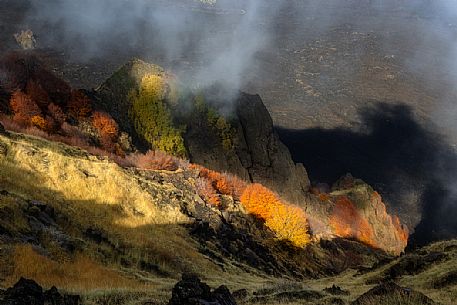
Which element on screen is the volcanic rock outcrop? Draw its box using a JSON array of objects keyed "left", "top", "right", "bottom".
[{"left": 95, "top": 59, "right": 310, "bottom": 205}]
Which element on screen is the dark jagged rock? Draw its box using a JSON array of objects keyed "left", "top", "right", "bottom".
[
  {"left": 186, "top": 92, "right": 310, "bottom": 205},
  {"left": 168, "top": 273, "right": 237, "bottom": 305},
  {"left": 351, "top": 282, "right": 436, "bottom": 305},
  {"left": 324, "top": 284, "right": 350, "bottom": 296},
  {"left": 1, "top": 277, "right": 80, "bottom": 305},
  {"left": 2, "top": 277, "right": 44, "bottom": 305}
]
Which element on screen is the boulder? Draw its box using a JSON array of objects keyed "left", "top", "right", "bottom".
[
  {"left": 1, "top": 277, "right": 80, "bottom": 305},
  {"left": 169, "top": 273, "right": 237, "bottom": 305},
  {"left": 2, "top": 277, "right": 44, "bottom": 305}
]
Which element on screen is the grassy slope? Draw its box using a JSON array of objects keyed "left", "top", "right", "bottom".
[{"left": 0, "top": 132, "right": 456, "bottom": 305}]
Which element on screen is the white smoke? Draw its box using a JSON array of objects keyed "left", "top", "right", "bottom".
[{"left": 26, "top": 0, "right": 282, "bottom": 93}]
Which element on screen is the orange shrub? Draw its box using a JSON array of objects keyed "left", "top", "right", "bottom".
[
  {"left": 241, "top": 183, "right": 310, "bottom": 247},
  {"left": 30, "top": 115, "right": 47, "bottom": 130},
  {"left": 9, "top": 90, "right": 41, "bottom": 125},
  {"left": 240, "top": 183, "right": 280, "bottom": 219},
  {"left": 330, "top": 196, "right": 376, "bottom": 247},
  {"left": 68, "top": 90, "right": 92, "bottom": 119},
  {"left": 92, "top": 111, "right": 118, "bottom": 140}
]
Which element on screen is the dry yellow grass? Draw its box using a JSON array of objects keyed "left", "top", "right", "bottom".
[
  {"left": 3, "top": 244, "right": 141, "bottom": 292},
  {"left": 0, "top": 132, "right": 229, "bottom": 288}
]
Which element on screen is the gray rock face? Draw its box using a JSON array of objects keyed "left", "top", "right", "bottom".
[
  {"left": 187, "top": 92, "right": 310, "bottom": 205},
  {"left": 235, "top": 93, "right": 310, "bottom": 204}
]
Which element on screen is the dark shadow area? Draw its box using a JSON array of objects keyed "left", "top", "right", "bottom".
[{"left": 276, "top": 102, "right": 457, "bottom": 248}]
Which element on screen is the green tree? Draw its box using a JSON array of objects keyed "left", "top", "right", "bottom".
[{"left": 129, "top": 75, "right": 187, "bottom": 157}]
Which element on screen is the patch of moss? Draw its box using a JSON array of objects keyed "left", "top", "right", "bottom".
[{"left": 129, "top": 74, "right": 187, "bottom": 158}]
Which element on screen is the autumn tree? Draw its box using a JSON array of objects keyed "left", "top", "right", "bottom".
[
  {"left": 9, "top": 90, "right": 41, "bottom": 126},
  {"left": 266, "top": 204, "right": 310, "bottom": 247},
  {"left": 240, "top": 183, "right": 280, "bottom": 219},
  {"left": 240, "top": 183, "right": 311, "bottom": 247},
  {"left": 68, "top": 90, "right": 92, "bottom": 119},
  {"left": 47, "top": 103, "right": 66, "bottom": 125},
  {"left": 129, "top": 74, "right": 187, "bottom": 157},
  {"left": 30, "top": 115, "right": 47, "bottom": 130},
  {"left": 92, "top": 111, "right": 118, "bottom": 139}
]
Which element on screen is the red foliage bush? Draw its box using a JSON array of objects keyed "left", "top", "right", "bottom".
[
  {"left": 9, "top": 90, "right": 41, "bottom": 126},
  {"left": 47, "top": 103, "right": 66, "bottom": 124},
  {"left": 92, "top": 111, "right": 118, "bottom": 139},
  {"left": 68, "top": 90, "right": 92, "bottom": 119},
  {"left": 190, "top": 164, "right": 247, "bottom": 200},
  {"left": 195, "top": 177, "right": 221, "bottom": 207},
  {"left": 126, "top": 150, "right": 179, "bottom": 171},
  {"left": 0, "top": 53, "right": 71, "bottom": 104}
]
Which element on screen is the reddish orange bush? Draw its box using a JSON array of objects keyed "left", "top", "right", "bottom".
[
  {"left": 68, "top": 90, "right": 92, "bottom": 119},
  {"left": 330, "top": 196, "right": 376, "bottom": 247},
  {"left": 127, "top": 150, "right": 178, "bottom": 171},
  {"left": 190, "top": 165, "right": 247, "bottom": 200},
  {"left": 195, "top": 177, "right": 221, "bottom": 207},
  {"left": 9, "top": 90, "right": 41, "bottom": 125},
  {"left": 92, "top": 111, "right": 118, "bottom": 139},
  {"left": 47, "top": 103, "right": 66, "bottom": 124},
  {"left": 240, "top": 183, "right": 280, "bottom": 219}
]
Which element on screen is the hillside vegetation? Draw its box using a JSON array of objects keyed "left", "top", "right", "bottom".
[
  {"left": 0, "top": 130, "right": 455, "bottom": 305},
  {"left": 0, "top": 52, "right": 435, "bottom": 305}
]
